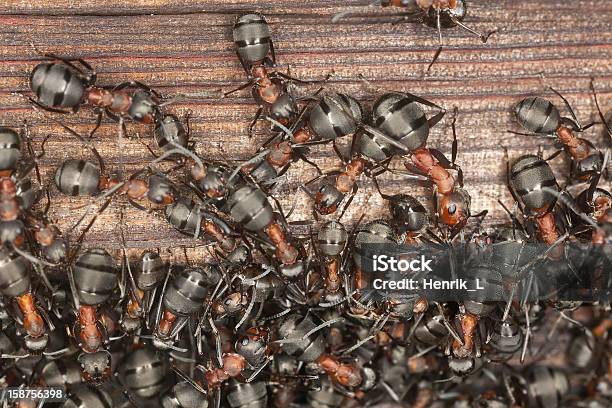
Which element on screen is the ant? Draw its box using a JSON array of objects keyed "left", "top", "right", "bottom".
[
  {"left": 244, "top": 92, "right": 367, "bottom": 190},
  {"left": 371, "top": 93, "right": 484, "bottom": 232},
  {"left": 333, "top": 0, "right": 496, "bottom": 72},
  {"left": 28, "top": 49, "right": 190, "bottom": 157},
  {"left": 300, "top": 95, "right": 424, "bottom": 218},
  {"left": 511, "top": 88, "right": 607, "bottom": 184},
  {"left": 184, "top": 148, "right": 303, "bottom": 267},
  {"left": 228, "top": 13, "right": 331, "bottom": 137},
  {"left": 30, "top": 51, "right": 160, "bottom": 123},
  {"left": 65, "top": 247, "right": 119, "bottom": 384}
]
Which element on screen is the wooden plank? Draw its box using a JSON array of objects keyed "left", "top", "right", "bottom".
[{"left": 0, "top": 0, "right": 610, "bottom": 259}]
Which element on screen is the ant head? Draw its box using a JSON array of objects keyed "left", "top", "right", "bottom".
[
  {"left": 120, "top": 317, "right": 141, "bottom": 335},
  {"left": 571, "top": 147, "right": 603, "bottom": 182},
  {"left": 213, "top": 292, "right": 248, "bottom": 317},
  {"left": 146, "top": 173, "right": 178, "bottom": 205},
  {"left": 79, "top": 350, "right": 112, "bottom": 384},
  {"left": 270, "top": 93, "right": 299, "bottom": 126},
  {"left": 437, "top": 188, "right": 471, "bottom": 229},
  {"left": 389, "top": 193, "right": 428, "bottom": 233},
  {"left": 193, "top": 162, "right": 231, "bottom": 202},
  {"left": 235, "top": 328, "right": 270, "bottom": 367},
  {"left": 128, "top": 90, "right": 158, "bottom": 124},
  {"left": 315, "top": 184, "right": 344, "bottom": 215},
  {"left": 24, "top": 333, "right": 49, "bottom": 354}
]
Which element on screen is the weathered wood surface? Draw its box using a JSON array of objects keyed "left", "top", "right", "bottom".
[{"left": 0, "top": 0, "right": 610, "bottom": 257}]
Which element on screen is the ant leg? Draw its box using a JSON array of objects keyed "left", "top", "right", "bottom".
[
  {"left": 274, "top": 71, "right": 332, "bottom": 86},
  {"left": 520, "top": 304, "right": 531, "bottom": 363},
  {"left": 450, "top": 107, "right": 459, "bottom": 164},
  {"left": 29, "top": 43, "right": 97, "bottom": 84},
  {"left": 425, "top": 9, "right": 444, "bottom": 73},
  {"left": 112, "top": 81, "right": 162, "bottom": 99},
  {"left": 248, "top": 107, "right": 264, "bottom": 138},
  {"left": 371, "top": 173, "right": 392, "bottom": 201},
  {"left": 37, "top": 110, "right": 106, "bottom": 174},
  {"left": 545, "top": 149, "right": 564, "bottom": 162},
  {"left": 449, "top": 17, "right": 497, "bottom": 43},
  {"left": 333, "top": 140, "right": 348, "bottom": 165},
  {"left": 88, "top": 109, "right": 104, "bottom": 140},
  {"left": 338, "top": 183, "right": 358, "bottom": 221},
  {"left": 333, "top": 0, "right": 390, "bottom": 23},
  {"left": 36, "top": 134, "right": 51, "bottom": 162},
  {"left": 504, "top": 148, "right": 522, "bottom": 206},
  {"left": 71, "top": 197, "right": 114, "bottom": 256},
  {"left": 400, "top": 91, "right": 446, "bottom": 113},
  {"left": 260, "top": 132, "right": 283, "bottom": 150},
  {"left": 117, "top": 117, "right": 126, "bottom": 176},
  {"left": 507, "top": 129, "right": 557, "bottom": 139},
  {"left": 269, "top": 194, "right": 291, "bottom": 229},
  {"left": 450, "top": 108, "right": 465, "bottom": 186},
  {"left": 590, "top": 79, "right": 612, "bottom": 140},
  {"left": 294, "top": 151, "right": 322, "bottom": 174},
  {"left": 269, "top": 38, "right": 277, "bottom": 66},
  {"left": 427, "top": 46, "right": 443, "bottom": 73},
  {"left": 21, "top": 121, "right": 42, "bottom": 185},
  {"left": 223, "top": 79, "right": 256, "bottom": 97},
  {"left": 549, "top": 87, "right": 581, "bottom": 128}
]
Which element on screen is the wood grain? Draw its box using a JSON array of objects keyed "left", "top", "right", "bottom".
[{"left": 0, "top": 0, "right": 610, "bottom": 260}]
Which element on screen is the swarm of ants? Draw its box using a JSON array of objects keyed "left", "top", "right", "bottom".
[{"left": 0, "top": 7, "right": 611, "bottom": 408}]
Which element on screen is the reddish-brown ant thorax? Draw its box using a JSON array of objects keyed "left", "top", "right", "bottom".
[
  {"left": 98, "top": 175, "right": 121, "bottom": 191},
  {"left": 17, "top": 293, "right": 45, "bottom": 338},
  {"left": 294, "top": 127, "right": 313, "bottom": 144},
  {"left": 419, "top": 0, "right": 454, "bottom": 10},
  {"left": 334, "top": 363, "right": 363, "bottom": 388},
  {"left": 314, "top": 192, "right": 337, "bottom": 215},
  {"left": 126, "top": 179, "right": 148, "bottom": 200},
  {"left": 108, "top": 92, "right": 132, "bottom": 115},
  {"left": 594, "top": 195, "right": 612, "bottom": 220},
  {"left": 252, "top": 66, "right": 268, "bottom": 79},
  {"left": 452, "top": 313, "right": 478, "bottom": 358},
  {"left": 245, "top": 326, "right": 270, "bottom": 341},
  {"left": 35, "top": 226, "right": 57, "bottom": 246},
  {"left": 316, "top": 354, "right": 340, "bottom": 373},
  {"left": 86, "top": 88, "right": 114, "bottom": 108},
  {"left": 276, "top": 242, "right": 298, "bottom": 265},
  {"left": 258, "top": 80, "right": 282, "bottom": 105},
  {"left": 222, "top": 353, "right": 247, "bottom": 377},
  {"left": 158, "top": 309, "right": 178, "bottom": 338},
  {"left": 0, "top": 178, "right": 17, "bottom": 199},
  {"left": 413, "top": 298, "right": 429, "bottom": 314},
  {"left": 267, "top": 141, "right": 293, "bottom": 166},
  {"left": 189, "top": 160, "right": 206, "bottom": 181},
  {"left": 375, "top": 330, "right": 392, "bottom": 346},
  {"left": 204, "top": 368, "right": 225, "bottom": 389},
  {"left": 535, "top": 212, "right": 560, "bottom": 246}
]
